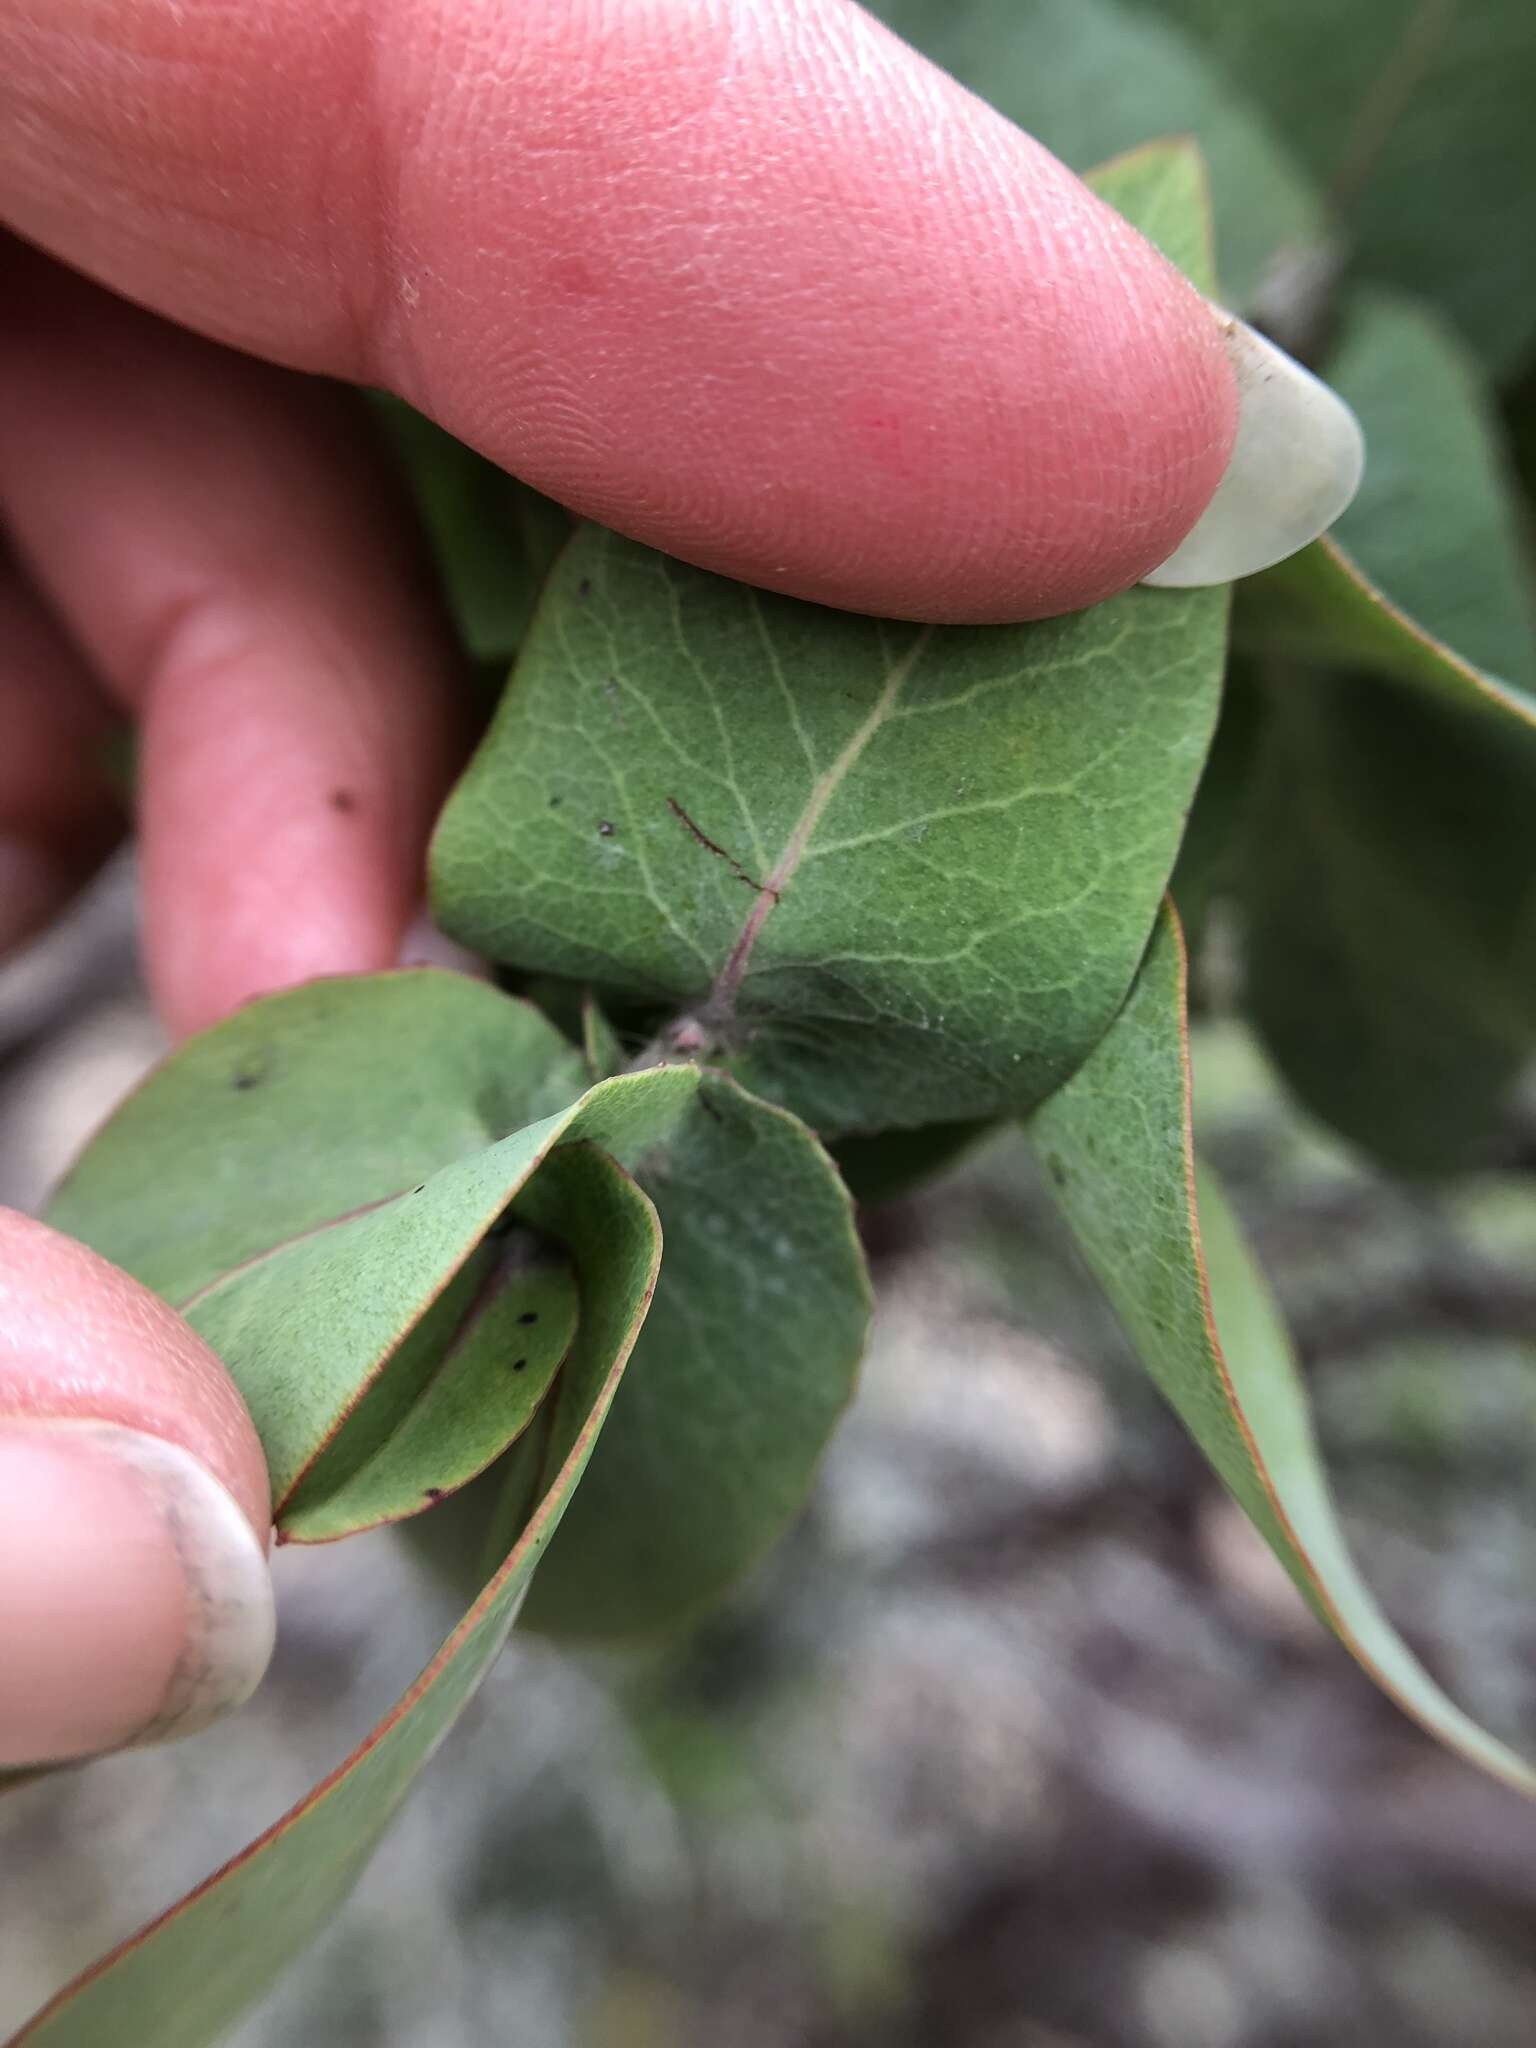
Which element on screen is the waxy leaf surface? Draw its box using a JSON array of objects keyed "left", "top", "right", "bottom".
[
  {"left": 523, "top": 1067, "right": 870, "bottom": 1636},
  {"left": 48, "top": 973, "right": 591, "bottom": 1518},
  {"left": 280, "top": 1239, "right": 577, "bottom": 1543},
  {"left": 1027, "top": 907, "right": 1535, "bottom": 1792},
  {"left": 431, "top": 534, "right": 1224, "bottom": 1138}
]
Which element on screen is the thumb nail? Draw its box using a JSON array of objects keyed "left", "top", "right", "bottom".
[
  {"left": 0, "top": 1418, "right": 275, "bottom": 1767},
  {"left": 1142, "top": 310, "right": 1365, "bottom": 589}
]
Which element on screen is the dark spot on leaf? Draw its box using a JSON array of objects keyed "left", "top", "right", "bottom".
[
  {"left": 232, "top": 1062, "right": 266, "bottom": 1092},
  {"left": 412, "top": 1184, "right": 427, "bottom": 1195},
  {"left": 597, "top": 820, "right": 615, "bottom": 837},
  {"left": 517, "top": 1310, "right": 538, "bottom": 1325},
  {"left": 328, "top": 787, "right": 359, "bottom": 816},
  {"left": 549, "top": 795, "right": 563, "bottom": 808},
  {"left": 575, "top": 578, "right": 591, "bottom": 602},
  {"left": 424, "top": 1487, "right": 444, "bottom": 1502},
  {"left": 1047, "top": 1155, "right": 1068, "bottom": 1188},
  {"left": 512, "top": 1357, "right": 528, "bottom": 1372}
]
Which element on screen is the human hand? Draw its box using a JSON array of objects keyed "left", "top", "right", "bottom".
[{"left": 0, "top": 0, "right": 1355, "bottom": 1768}]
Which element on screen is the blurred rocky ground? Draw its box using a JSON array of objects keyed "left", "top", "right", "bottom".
[{"left": 2, "top": 866, "right": 1534, "bottom": 2048}]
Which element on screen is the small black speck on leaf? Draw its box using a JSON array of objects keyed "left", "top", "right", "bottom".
[
  {"left": 511, "top": 1357, "right": 528, "bottom": 1372},
  {"left": 549, "top": 795, "right": 563, "bottom": 808},
  {"left": 232, "top": 1069, "right": 263, "bottom": 1092},
  {"left": 517, "top": 1310, "right": 538, "bottom": 1325},
  {"left": 1047, "top": 1156, "right": 1068, "bottom": 1188},
  {"left": 597, "top": 820, "right": 615, "bottom": 837},
  {"left": 575, "top": 578, "right": 591, "bottom": 602},
  {"left": 412, "top": 1184, "right": 427, "bottom": 1195},
  {"left": 424, "top": 1486, "right": 444, "bottom": 1502}
]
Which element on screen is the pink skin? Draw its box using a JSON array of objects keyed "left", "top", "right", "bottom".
[
  {"left": 0, "top": 1213, "right": 271, "bottom": 1765},
  {"left": 0, "top": 248, "right": 470, "bottom": 1036},
  {"left": 2, "top": 0, "right": 1233, "bottom": 626},
  {"left": 0, "top": 0, "right": 1237, "bottom": 1766}
]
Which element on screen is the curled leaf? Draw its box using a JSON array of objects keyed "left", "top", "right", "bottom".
[{"left": 1027, "top": 904, "right": 1535, "bottom": 1792}]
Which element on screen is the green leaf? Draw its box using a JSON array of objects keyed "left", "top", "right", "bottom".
[
  {"left": 46, "top": 972, "right": 589, "bottom": 1303},
  {"left": 47, "top": 974, "right": 592, "bottom": 1512},
  {"left": 171, "top": 1135, "right": 576, "bottom": 1508},
  {"left": 866, "top": 0, "right": 1325, "bottom": 304},
  {"left": 521, "top": 1068, "right": 871, "bottom": 1636},
  {"left": 279, "top": 1235, "right": 578, "bottom": 1543},
  {"left": 1082, "top": 136, "right": 1214, "bottom": 296},
  {"left": 12, "top": 1141, "right": 661, "bottom": 2048},
  {"left": 1242, "top": 670, "right": 1536, "bottom": 1173},
  {"left": 1133, "top": 0, "right": 1536, "bottom": 372},
  {"left": 1241, "top": 535, "right": 1536, "bottom": 730},
  {"left": 1240, "top": 290, "right": 1536, "bottom": 709},
  {"left": 1027, "top": 905, "right": 1535, "bottom": 1792},
  {"left": 371, "top": 395, "right": 571, "bottom": 664},
  {"left": 432, "top": 518, "right": 1224, "bottom": 1136}
]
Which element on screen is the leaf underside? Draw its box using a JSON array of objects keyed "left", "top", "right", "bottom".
[{"left": 1026, "top": 906, "right": 1535, "bottom": 1794}]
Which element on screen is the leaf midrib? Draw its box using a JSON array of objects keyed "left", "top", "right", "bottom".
[{"left": 704, "top": 624, "right": 934, "bottom": 1018}]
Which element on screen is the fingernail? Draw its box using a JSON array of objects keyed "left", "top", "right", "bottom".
[
  {"left": 0, "top": 837, "right": 71, "bottom": 955},
  {"left": 0, "top": 1420, "right": 275, "bottom": 1767},
  {"left": 1142, "top": 311, "right": 1364, "bottom": 589}
]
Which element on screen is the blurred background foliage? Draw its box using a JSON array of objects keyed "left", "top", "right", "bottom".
[{"left": 5, "top": 2, "right": 1536, "bottom": 2043}]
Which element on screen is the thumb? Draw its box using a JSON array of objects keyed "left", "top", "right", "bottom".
[
  {"left": 4, "top": 0, "right": 1248, "bottom": 622},
  {"left": 0, "top": 1211, "right": 274, "bottom": 1768}
]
